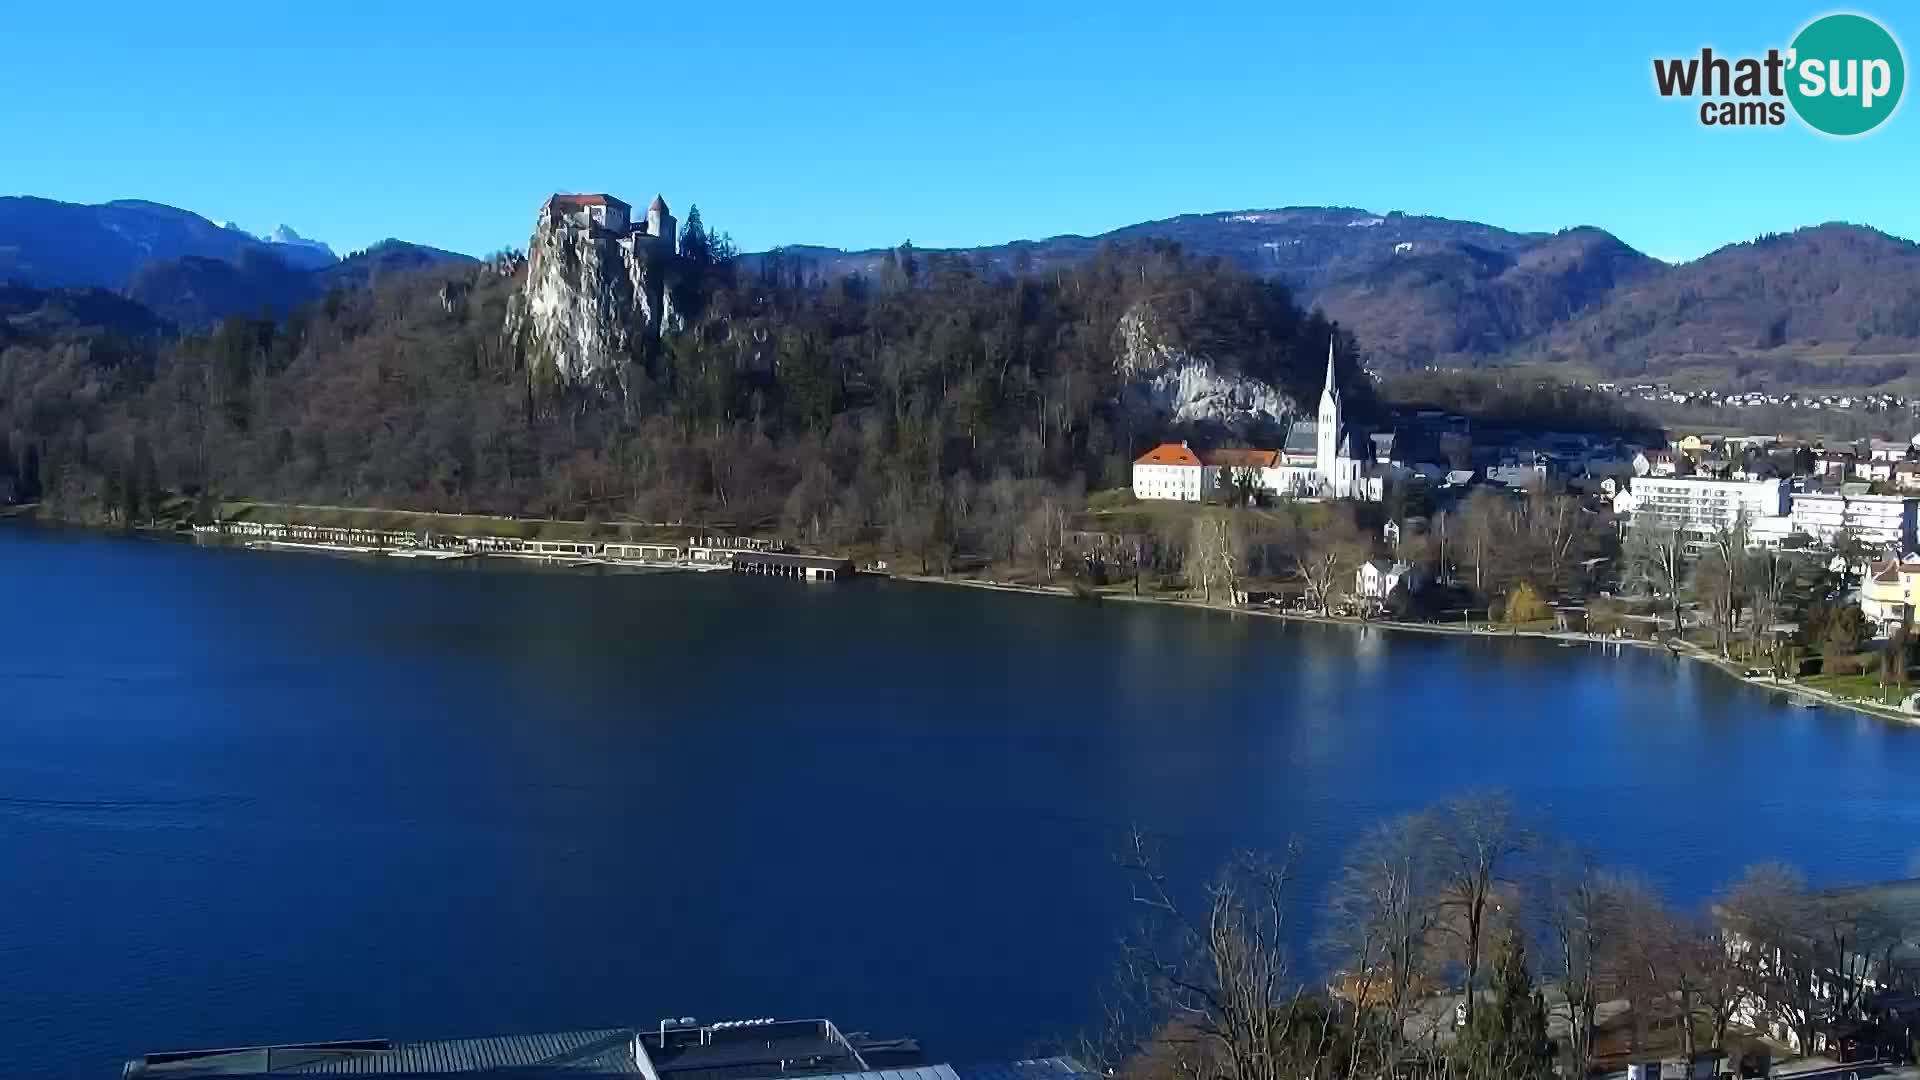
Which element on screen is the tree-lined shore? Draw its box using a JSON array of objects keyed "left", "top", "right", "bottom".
[{"left": 1091, "top": 792, "right": 1919, "bottom": 1080}]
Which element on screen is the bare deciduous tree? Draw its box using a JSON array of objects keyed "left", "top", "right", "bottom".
[
  {"left": 1626, "top": 523, "right": 1687, "bottom": 634},
  {"left": 1189, "top": 511, "right": 1247, "bottom": 605},
  {"left": 1323, "top": 811, "right": 1441, "bottom": 1079},
  {"left": 1287, "top": 505, "right": 1368, "bottom": 616},
  {"left": 1113, "top": 832, "right": 1334, "bottom": 1080},
  {"left": 1720, "top": 863, "right": 1823, "bottom": 1055},
  {"left": 1537, "top": 847, "right": 1617, "bottom": 1080},
  {"left": 1432, "top": 793, "right": 1531, "bottom": 1029}
]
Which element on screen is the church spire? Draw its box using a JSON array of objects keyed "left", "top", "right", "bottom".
[{"left": 1323, "top": 338, "right": 1338, "bottom": 398}]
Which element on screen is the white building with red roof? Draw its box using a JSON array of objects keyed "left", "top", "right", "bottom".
[{"left": 1132, "top": 441, "right": 1206, "bottom": 501}]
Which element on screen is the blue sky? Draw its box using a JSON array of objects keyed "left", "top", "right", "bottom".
[{"left": 2, "top": 1, "right": 1911, "bottom": 263}]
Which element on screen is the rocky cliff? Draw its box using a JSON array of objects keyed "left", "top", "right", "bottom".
[
  {"left": 503, "top": 208, "right": 677, "bottom": 384},
  {"left": 1112, "top": 302, "right": 1296, "bottom": 431}
]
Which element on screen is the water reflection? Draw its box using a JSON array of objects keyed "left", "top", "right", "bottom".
[{"left": 7, "top": 527, "right": 1920, "bottom": 1080}]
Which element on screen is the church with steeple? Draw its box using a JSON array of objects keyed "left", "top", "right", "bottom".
[
  {"left": 1273, "top": 341, "right": 1377, "bottom": 500},
  {"left": 1131, "top": 340, "right": 1385, "bottom": 503}
]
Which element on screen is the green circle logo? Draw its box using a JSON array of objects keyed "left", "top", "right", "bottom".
[{"left": 1787, "top": 13, "right": 1906, "bottom": 136}]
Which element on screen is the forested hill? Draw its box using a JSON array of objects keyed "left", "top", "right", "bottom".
[
  {"left": 760, "top": 212, "right": 1920, "bottom": 391},
  {"left": 757, "top": 208, "right": 1541, "bottom": 292},
  {"left": 124, "top": 239, "right": 477, "bottom": 326},
  {"left": 0, "top": 241, "right": 1361, "bottom": 543},
  {"left": 755, "top": 208, "right": 1658, "bottom": 370},
  {"left": 1508, "top": 224, "right": 1920, "bottom": 390},
  {"left": 0, "top": 196, "right": 475, "bottom": 327}
]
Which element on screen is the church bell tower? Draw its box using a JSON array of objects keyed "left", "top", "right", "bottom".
[{"left": 1316, "top": 340, "right": 1341, "bottom": 493}]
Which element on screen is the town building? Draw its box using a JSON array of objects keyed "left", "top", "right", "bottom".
[
  {"left": 1485, "top": 454, "right": 1550, "bottom": 490},
  {"left": 1790, "top": 489, "right": 1920, "bottom": 553},
  {"left": 1205, "top": 448, "right": 1280, "bottom": 494},
  {"left": 1355, "top": 559, "right": 1424, "bottom": 601},
  {"left": 1131, "top": 345, "right": 1382, "bottom": 502},
  {"left": 1870, "top": 438, "right": 1911, "bottom": 462},
  {"left": 1725, "top": 878, "right": 1920, "bottom": 1056},
  {"left": 1625, "top": 476, "right": 1788, "bottom": 542},
  {"left": 123, "top": 1015, "right": 1095, "bottom": 1080},
  {"left": 1745, "top": 513, "right": 1804, "bottom": 550},
  {"left": 1897, "top": 461, "right": 1920, "bottom": 493},
  {"left": 1268, "top": 343, "right": 1379, "bottom": 500},
  {"left": 1131, "top": 441, "right": 1205, "bottom": 501},
  {"left": 1815, "top": 450, "right": 1856, "bottom": 481},
  {"left": 1633, "top": 450, "right": 1689, "bottom": 478},
  {"left": 1860, "top": 554, "right": 1920, "bottom": 630},
  {"left": 1859, "top": 457, "right": 1897, "bottom": 483}
]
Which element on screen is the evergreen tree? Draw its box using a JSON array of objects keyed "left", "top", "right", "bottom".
[{"left": 1460, "top": 928, "right": 1552, "bottom": 1080}]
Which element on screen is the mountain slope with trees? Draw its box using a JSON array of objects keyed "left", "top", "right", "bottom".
[
  {"left": 1, "top": 226, "right": 1361, "bottom": 543},
  {"left": 1311, "top": 228, "right": 1663, "bottom": 366},
  {"left": 763, "top": 212, "right": 1920, "bottom": 388},
  {"left": 0, "top": 196, "right": 322, "bottom": 289},
  {"left": 1507, "top": 223, "right": 1920, "bottom": 390}
]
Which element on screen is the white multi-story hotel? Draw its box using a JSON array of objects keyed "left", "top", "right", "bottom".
[
  {"left": 1789, "top": 490, "right": 1918, "bottom": 552},
  {"left": 1626, "top": 476, "right": 1788, "bottom": 542}
]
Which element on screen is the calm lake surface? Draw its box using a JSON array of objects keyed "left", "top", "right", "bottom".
[{"left": 5, "top": 525, "right": 1920, "bottom": 1078}]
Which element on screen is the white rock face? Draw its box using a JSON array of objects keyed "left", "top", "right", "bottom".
[
  {"left": 504, "top": 213, "right": 670, "bottom": 383},
  {"left": 1113, "top": 304, "right": 1295, "bottom": 428},
  {"left": 264, "top": 224, "right": 338, "bottom": 264}
]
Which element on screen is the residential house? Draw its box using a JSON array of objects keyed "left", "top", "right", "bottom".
[
  {"left": 1896, "top": 461, "right": 1920, "bottom": 493},
  {"left": 1485, "top": 454, "right": 1551, "bottom": 490},
  {"left": 1633, "top": 450, "right": 1690, "bottom": 478},
  {"left": 1860, "top": 458, "right": 1897, "bottom": 483},
  {"left": 1860, "top": 554, "right": 1920, "bottom": 630},
  {"left": 1870, "top": 438, "right": 1911, "bottom": 463},
  {"left": 1355, "top": 559, "right": 1424, "bottom": 601},
  {"left": 1816, "top": 450, "right": 1857, "bottom": 481},
  {"left": 1725, "top": 878, "right": 1920, "bottom": 1055}
]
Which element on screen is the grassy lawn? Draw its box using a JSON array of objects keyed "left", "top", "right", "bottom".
[
  {"left": 216, "top": 501, "right": 690, "bottom": 544},
  {"left": 1802, "top": 671, "right": 1910, "bottom": 704}
]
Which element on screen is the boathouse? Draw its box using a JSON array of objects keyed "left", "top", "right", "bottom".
[{"left": 730, "top": 551, "right": 853, "bottom": 581}]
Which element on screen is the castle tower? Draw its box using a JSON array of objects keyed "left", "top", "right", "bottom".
[
  {"left": 1316, "top": 339, "right": 1341, "bottom": 493},
  {"left": 646, "top": 194, "right": 677, "bottom": 253}
]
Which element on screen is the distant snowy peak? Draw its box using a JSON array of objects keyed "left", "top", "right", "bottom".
[
  {"left": 263, "top": 224, "right": 338, "bottom": 265},
  {"left": 205, "top": 221, "right": 337, "bottom": 267}
]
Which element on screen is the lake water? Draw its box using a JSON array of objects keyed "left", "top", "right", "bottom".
[{"left": 5, "top": 526, "right": 1920, "bottom": 1078}]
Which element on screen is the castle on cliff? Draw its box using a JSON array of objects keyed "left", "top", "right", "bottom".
[
  {"left": 504, "top": 191, "right": 683, "bottom": 384},
  {"left": 540, "top": 192, "right": 678, "bottom": 257}
]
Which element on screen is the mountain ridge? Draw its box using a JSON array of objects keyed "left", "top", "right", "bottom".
[
  {"left": 0, "top": 196, "right": 475, "bottom": 327},
  {"left": 9, "top": 192, "right": 1920, "bottom": 390},
  {"left": 751, "top": 210, "right": 1920, "bottom": 390}
]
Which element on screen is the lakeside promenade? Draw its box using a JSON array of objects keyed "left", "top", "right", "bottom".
[{"left": 889, "top": 572, "right": 1920, "bottom": 727}]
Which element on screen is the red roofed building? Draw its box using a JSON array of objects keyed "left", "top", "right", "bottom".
[
  {"left": 1133, "top": 441, "right": 1206, "bottom": 501},
  {"left": 544, "top": 193, "right": 633, "bottom": 233},
  {"left": 540, "top": 192, "right": 678, "bottom": 252}
]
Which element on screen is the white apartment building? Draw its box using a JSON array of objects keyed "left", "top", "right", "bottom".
[
  {"left": 1627, "top": 476, "right": 1788, "bottom": 542},
  {"left": 1789, "top": 490, "right": 1919, "bottom": 552}
]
